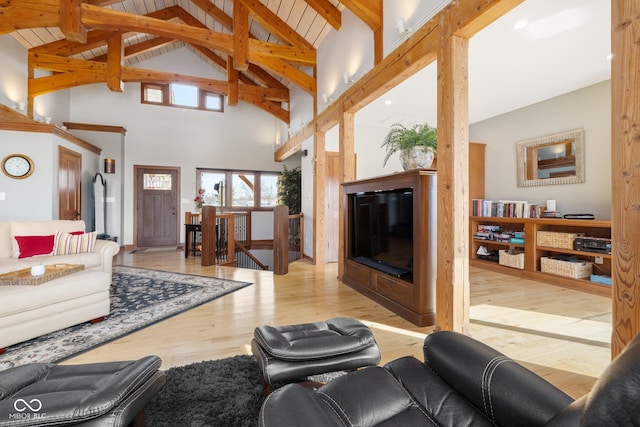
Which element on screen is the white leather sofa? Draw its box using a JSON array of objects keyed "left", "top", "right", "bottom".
[{"left": 0, "top": 220, "right": 120, "bottom": 352}]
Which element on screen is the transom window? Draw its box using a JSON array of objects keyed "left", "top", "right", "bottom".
[
  {"left": 197, "top": 169, "right": 280, "bottom": 210},
  {"left": 141, "top": 83, "right": 224, "bottom": 112}
]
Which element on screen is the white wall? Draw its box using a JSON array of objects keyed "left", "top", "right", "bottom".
[
  {"left": 470, "top": 80, "right": 611, "bottom": 219},
  {"left": 68, "top": 48, "right": 299, "bottom": 244},
  {"left": 0, "top": 131, "right": 54, "bottom": 220},
  {"left": 317, "top": 9, "right": 373, "bottom": 116},
  {"left": 0, "top": 35, "right": 70, "bottom": 125},
  {"left": 0, "top": 130, "right": 99, "bottom": 221}
]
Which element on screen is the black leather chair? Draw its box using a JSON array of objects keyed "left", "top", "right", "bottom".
[
  {"left": 260, "top": 330, "right": 640, "bottom": 426},
  {"left": 0, "top": 356, "right": 165, "bottom": 426}
]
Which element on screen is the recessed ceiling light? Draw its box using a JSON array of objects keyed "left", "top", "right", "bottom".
[
  {"left": 514, "top": 19, "right": 528, "bottom": 30},
  {"left": 384, "top": 99, "right": 392, "bottom": 105}
]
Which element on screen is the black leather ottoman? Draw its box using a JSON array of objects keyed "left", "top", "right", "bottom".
[
  {"left": 251, "top": 317, "right": 381, "bottom": 394},
  {"left": 0, "top": 356, "right": 165, "bottom": 426}
]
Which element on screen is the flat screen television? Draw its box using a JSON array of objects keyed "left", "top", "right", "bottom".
[{"left": 348, "top": 187, "right": 414, "bottom": 282}]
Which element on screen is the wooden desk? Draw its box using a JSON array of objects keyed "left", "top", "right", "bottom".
[{"left": 185, "top": 223, "right": 201, "bottom": 258}]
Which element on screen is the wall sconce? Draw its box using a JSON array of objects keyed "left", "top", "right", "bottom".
[
  {"left": 343, "top": 72, "right": 354, "bottom": 85},
  {"left": 322, "top": 93, "right": 334, "bottom": 104},
  {"left": 396, "top": 17, "right": 409, "bottom": 34},
  {"left": 13, "top": 101, "right": 26, "bottom": 111},
  {"left": 104, "top": 158, "right": 116, "bottom": 174}
]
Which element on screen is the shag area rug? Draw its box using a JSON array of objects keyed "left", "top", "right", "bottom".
[
  {"left": 145, "top": 355, "right": 345, "bottom": 427},
  {"left": 0, "top": 266, "right": 251, "bottom": 370}
]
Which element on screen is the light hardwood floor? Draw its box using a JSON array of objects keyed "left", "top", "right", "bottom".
[{"left": 65, "top": 249, "right": 612, "bottom": 399}]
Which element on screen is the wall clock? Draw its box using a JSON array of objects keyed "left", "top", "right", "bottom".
[{"left": 2, "top": 154, "right": 34, "bottom": 179}]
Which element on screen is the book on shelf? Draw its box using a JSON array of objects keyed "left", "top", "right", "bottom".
[{"left": 472, "top": 199, "right": 545, "bottom": 218}]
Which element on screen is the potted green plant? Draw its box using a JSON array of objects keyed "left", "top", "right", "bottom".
[
  {"left": 381, "top": 123, "right": 437, "bottom": 169},
  {"left": 279, "top": 165, "right": 301, "bottom": 214}
]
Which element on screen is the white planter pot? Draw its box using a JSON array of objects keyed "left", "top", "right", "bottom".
[{"left": 399, "top": 146, "right": 435, "bottom": 170}]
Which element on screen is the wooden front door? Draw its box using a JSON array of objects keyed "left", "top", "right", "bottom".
[
  {"left": 58, "top": 146, "right": 82, "bottom": 220},
  {"left": 134, "top": 165, "right": 180, "bottom": 248}
]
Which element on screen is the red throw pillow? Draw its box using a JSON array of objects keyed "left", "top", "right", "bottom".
[{"left": 14, "top": 235, "right": 55, "bottom": 259}]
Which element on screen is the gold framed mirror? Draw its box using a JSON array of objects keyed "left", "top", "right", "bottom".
[{"left": 516, "top": 129, "right": 585, "bottom": 187}]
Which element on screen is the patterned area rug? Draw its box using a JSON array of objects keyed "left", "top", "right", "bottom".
[{"left": 0, "top": 266, "right": 252, "bottom": 370}]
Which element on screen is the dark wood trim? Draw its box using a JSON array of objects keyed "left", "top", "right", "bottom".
[
  {"left": 0, "top": 122, "right": 101, "bottom": 155},
  {"left": 63, "top": 121, "right": 127, "bottom": 135}
]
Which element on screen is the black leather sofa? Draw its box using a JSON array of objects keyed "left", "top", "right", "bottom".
[{"left": 260, "top": 330, "right": 640, "bottom": 426}]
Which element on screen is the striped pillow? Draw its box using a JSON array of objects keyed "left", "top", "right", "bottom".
[{"left": 53, "top": 230, "right": 97, "bottom": 255}]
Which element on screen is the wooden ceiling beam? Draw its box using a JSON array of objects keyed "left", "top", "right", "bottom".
[
  {"left": 81, "top": 4, "right": 316, "bottom": 69},
  {"left": 274, "top": 121, "right": 315, "bottom": 161},
  {"left": 340, "top": 0, "right": 382, "bottom": 31},
  {"left": 60, "top": 0, "right": 87, "bottom": 43},
  {"left": 239, "top": 95, "right": 289, "bottom": 123},
  {"left": 248, "top": 39, "right": 315, "bottom": 66},
  {"left": 86, "top": 0, "right": 125, "bottom": 5},
  {"left": 92, "top": 36, "right": 175, "bottom": 62},
  {"left": 237, "top": 0, "right": 315, "bottom": 50},
  {"left": 189, "top": 0, "right": 233, "bottom": 31},
  {"left": 304, "top": 0, "right": 342, "bottom": 30},
  {"left": 31, "top": 29, "right": 118, "bottom": 55},
  {"left": 252, "top": 53, "right": 315, "bottom": 95},
  {"left": 0, "top": 0, "right": 60, "bottom": 33},
  {"left": 29, "top": 51, "right": 289, "bottom": 122},
  {"left": 173, "top": 8, "right": 289, "bottom": 95},
  {"left": 29, "top": 52, "right": 104, "bottom": 73},
  {"left": 120, "top": 69, "right": 228, "bottom": 94},
  {"left": 79, "top": 4, "right": 235, "bottom": 55},
  {"left": 240, "top": 83, "right": 288, "bottom": 103},
  {"left": 29, "top": 6, "right": 180, "bottom": 56}
]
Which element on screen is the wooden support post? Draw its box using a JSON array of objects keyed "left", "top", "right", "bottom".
[
  {"left": 226, "top": 214, "right": 236, "bottom": 265},
  {"left": 60, "top": 0, "right": 87, "bottom": 43},
  {"left": 201, "top": 206, "right": 217, "bottom": 267},
  {"left": 314, "top": 131, "right": 327, "bottom": 265},
  {"left": 338, "top": 109, "right": 355, "bottom": 280},
  {"left": 435, "top": 9, "right": 470, "bottom": 334},
  {"left": 273, "top": 205, "right": 289, "bottom": 275},
  {"left": 233, "top": 1, "right": 250, "bottom": 71},
  {"left": 106, "top": 34, "right": 124, "bottom": 92},
  {"left": 611, "top": 0, "right": 640, "bottom": 358},
  {"left": 227, "top": 57, "right": 239, "bottom": 106}
]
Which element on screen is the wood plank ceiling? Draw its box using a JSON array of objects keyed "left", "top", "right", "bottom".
[{"left": 0, "top": 0, "right": 382, "bottom": 124}]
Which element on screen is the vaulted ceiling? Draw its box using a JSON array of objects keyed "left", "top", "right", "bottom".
[{"left": 1, "top": 0, "right": 383, "bottom": 124}]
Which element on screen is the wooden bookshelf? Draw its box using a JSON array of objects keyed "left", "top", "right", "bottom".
[{"left": 470, "top": 216, "right": 612, "bottom": 297}]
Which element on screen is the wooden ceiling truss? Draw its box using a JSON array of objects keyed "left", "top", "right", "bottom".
[{"left": 0, "top": 0, "right": 383, "bottom": 123}]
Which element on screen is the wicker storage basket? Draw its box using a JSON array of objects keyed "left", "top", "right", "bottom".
[
  {"left": 540, "top": 257, "right": 592, "bottom": 279},
  {"left": 499, "top": 250, "right": 524, "bottom": 270},
  {"left": 537, "top": 231, "right": 584, "bottom": 249}
]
